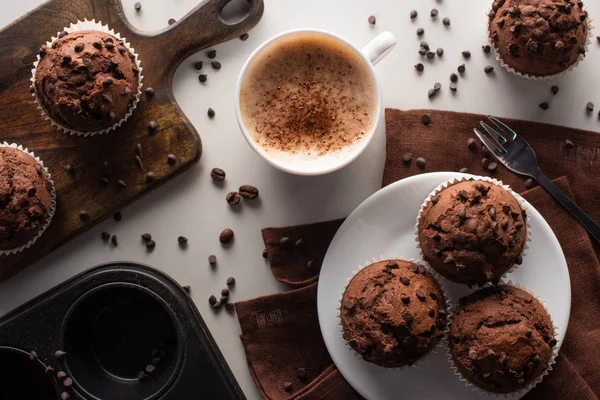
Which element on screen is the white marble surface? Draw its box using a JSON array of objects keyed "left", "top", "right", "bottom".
[{"left": 0, "top": 1, "right": 598, "bottom": 399}]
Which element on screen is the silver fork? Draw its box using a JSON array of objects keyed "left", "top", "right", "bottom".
[{"left": 474, "top": 115, "right": 600, "bottom": 243}]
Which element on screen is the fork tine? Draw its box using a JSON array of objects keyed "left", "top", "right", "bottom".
[
  {"left": 474, "top": 128, "right": 505, "bottom": 157},
  {"left": 487, "top": 115, "right": 518, "bottom": 141},
  {"left": 479, "top": 122, "right": 508, "bottom": 148}
]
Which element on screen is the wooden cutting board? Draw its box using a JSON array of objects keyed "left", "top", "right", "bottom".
[{"left": 0, "top": 0, "right": 264, "bottom": 282}]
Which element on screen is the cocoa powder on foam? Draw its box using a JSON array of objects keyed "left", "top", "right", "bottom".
[{"left": 240, "top": 32, "right": 376, "bottom": 156}]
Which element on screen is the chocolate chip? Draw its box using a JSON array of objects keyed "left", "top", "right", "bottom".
[
  {"left": 482, "top": 157, "right": 490, "bottom": 168},
  {"left": 74, "top": 43, "right": 84, "bottom": 52},
  {"left": 368, "top": 15, "right": 376, "bottom": 24},
  {"left": 514, "top": 221, "right": 524, "bottom": 229},
  {"left": 420, "top": 42, "right": 429, "bottom": 50},
  {"left": 450, "top": 73, "right": 459, "bottom": 83},
  {"left": 167, "top": 154, "right": 177, "bottom": 165},
  {"left": 226, "top": 277, "right": 236, "bottom": 287},
  {"left": 111, "top": 235, "right": 118, "bottom": 246},
  {"left": 421, "top": 114, "right": 431, "bottom": 125},
  {"left": 402, "top": 311, "right": 414, "bottom": 321},
  {"left": 410, "top": 10, "right": 417, "bottom": 19},
  {"left": 113, "top": 211, "right": 122, "bottom": 222},
  {"left": 482, "top": 45, "right": 491, "bottom": 53},
  {"left": 226, "top": 192, "right": 241, "bottom": 205},
  {"left": 79, "top": 210, "right": 90, "bottom": 221},
  {"left": 240, "top": 33, "right": 250, "bottom": 41},
  {"left": 484, "top": 65, "right": 495, "bottom": 74},
  {"left": 63, "top": 377, "right": 73, "bottom": 387},
  {"left": 488, "top": 162, "right": 498, "bottom": 171},
  {"left": 145, "top": 171, "right": 156, "bottom": 183},
  {"left": 402, "top": 152, "right": 412, "bottom": 163},
  {"left": 525, "top": 178, "right": 535, "bottom": 189},
  {"left": 220, "top": 288, "right": 230, "bottom": 297},
  {"left": 105, "top": 41, "right": 115, "bottom": 51},
  {"left": 449, "top": 82, "right": 457, "bottom": 92},
  {"left": 220, "top": 229, "right": 234, "bottom": 244},
  {"left": 57, "top": 371, "right": 67, "bottom": 380},
  {"left": 551, "top": 85, "right": 560, "bottom": 95},
  {"left": 426, "top": 51, "right": 435, "bottom": 59},
  {"left": 436, "top": 48, "right": 444, "bottom": 57},
  {"left": 39, "top": 44, "right": 48, "bottom": 57},
  {"left": 178, "top": 236, "right": 188, "bottom": 245},
  {"left": 306, "top": 260, "right": 314, "bottom": 269},
  {"left": 343, "top": 299, "right": 355, "bottom": 310},
  {"left": 462, "top": 51, "right": 471, "bottom": 59},
  {"left": 458, "top": 208, "right": 466, "bottom": 219},
  {"left": 430, "top": 8, "right": 438, "bottom": 17},
  {"left": 419, "top": 47, "right": 427, "bottom": 56},
  {"left": 262, "top": 249, "right": 268, "bottom": 259},
  {"left": 45, "top": 367, "right": 55, "bottom": 376},
  {"left": 501, "top": 219, "right": 509, "bottom": 230},
  {"left": 400, "top": 276, "right": 410, "bottom": 286},
  {"left": 212, "top": 300, "right": 222, "bottom": 309},
  {"left": 134, "top": 2, "right": 141, "bottom": 11},
  {"left": 443, "top": 17, "right": 450, "bottom": 26},
  {"left": 458, "top": 64, "right": 466, "bottom": 73},
  {"left": 586, "top": 102, "right": 595, "bottom": 112},
  {"left": 416, "top": 290, "right": 426, "bottom": 301},
  {"left": 208, "top": 255, "right": 217, "bottom": 265},
  {"left": 468, "top": 349, "right": 478, "bottom": 360},
  {"left": 62, "top": 55, "right": 72, "bottom": 64},
  {"left": 467, "top": 138, "right": 477, "bottom": 150},
  {"left": 207, "top": 50, "right": 217, "bottom": 59},
  {"left": 415, "top": 63, "right": 424, "bottom": 72},
  {"left": 499, "top": 352, "right": 508, "bottom": 363},
  {"left": 297, "top": 368, "right": 307, "bottom": 380},
  {"left": 168, "top": 18, "right": 176, "bottom": 25},
  {"left": 565, "top": 139, "right": 574, "bottom": 149},
  {"left": 102, "top": 232, "right": 110, "bottom": 241},
  {"left": 211, "top": 61, "right": 222, "bottom": 70},
  {"left": 145, "top": 87, "right": 154, "bottom": 98},
  {"left": 118, "top": 45, "right": 126, "bottom": 54},
  {"left": 431, "top": 195, "right": 439, "bottom": 205},
  {"left": 539, "top": 102, "right": 549, "bottom": 110},
  {"left": 142, "top": 233, "right": 152, "bottom": 241},
  {"left": 549, "top": 338, "right": 557, "bottom": 347},
  {"left": 117, "top": 179, "right": 127, "bottom": 188},
  {"left": 417, "top": 28, "right": 425, "bottom": 36},
  {"left": 92, "top": 41, "right": 102, "bottom": 50},
  {"left": 239, "top": 184, "right": 259, "bottom": 199},
  {"left": 146, "top": 240, "right": 156, "bottom": 249},
  {"left": 283, "top": 382, "right": 293, "bottom": 392},
  {"left": 199, "top": 74, "right": 207, "bottom": 83},
  {"left": 148, "top": 120, "right": 158, "bottom": 133},
  {"left": 207, "top": 108, "right": 215, "bottom": 118},
  {"left": 416, "top": 157, "right": 426, "bottom": 169},
  {"left": 443, "top": 255, "right": 454, "bottom": 264},
  {"left": 434, "top": 82, "right": 442, "bottom": 91},
  {"left": 194, "top": 61, "right": 203, "bottom": 70},
  {"left": 459, "top": 167, "right": 468, "bottom": 173},
  {"left": 428, "top": 88, "right": 437, "bottom": 98}
]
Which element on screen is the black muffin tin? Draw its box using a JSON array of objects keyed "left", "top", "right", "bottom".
[{"left": 0, "top": 262, "right": 245, "bottom": 400}]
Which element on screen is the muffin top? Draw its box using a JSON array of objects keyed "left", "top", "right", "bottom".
[
  {"left": 34, "top": 30, "right": 140, "bottom": 132},
  {"left": 449, "top": 285, "right": 555, "bottom": 393},
  {"left": 340, "top": 260, "right": 447, "bottom": 368},
  {"left": 418, "top": 180, "right": 526, "bottom": 287},
  {"left": 0, "top": 147, "right": 53, "bottom": 250},
  {"left": 488, "top": 0, "right": 588, "bottom": 76}
]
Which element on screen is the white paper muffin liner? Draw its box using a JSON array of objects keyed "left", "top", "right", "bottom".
[
  {"left": 337, "top": 256, "right": 453, "bottom": 371},
  {"left": 30, "top": 19, "right": 143, "bottom": 137},
  {"left": 487, "top": 4, "right": 594, "bottom": 80},
  {"left": 445, "top": 281, "right": 559, "bottom": 397},
  {"left": 0, "top": 143, "right": 57, "bottom": 256},
  {"left": 415, "top": 175, "right": 531, "bottom": 286}
]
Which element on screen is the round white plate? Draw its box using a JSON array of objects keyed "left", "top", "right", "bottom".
[{"left": 317, "top": 172, "right": 570, "bottom": 400}]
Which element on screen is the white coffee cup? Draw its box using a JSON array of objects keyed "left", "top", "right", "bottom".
[{"left": 235, "top": 29, "right": 396, "bottom": 176}]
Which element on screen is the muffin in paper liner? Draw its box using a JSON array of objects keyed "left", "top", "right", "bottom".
[
  {"left": 415, "top": 175, "right": 531, "bottom": 286},
  {"left": 444, "top": 281, "right": 559, "bottom": 397},
  {"left": 0, "top": 143, "right": 57, "bottom": 256},
  {"left": 30, "top": 19, "right": 143, "bottom": 137},
  {"left": 337, "top": 256, "right": 453, "bottom": 371},
  {"left": 486, "top": 3, "right": 594, "bottom": 81}
]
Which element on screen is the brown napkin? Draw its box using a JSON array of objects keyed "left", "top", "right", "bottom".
[{"left": 236, "top": 110, "right": 600, "bottom": 399}]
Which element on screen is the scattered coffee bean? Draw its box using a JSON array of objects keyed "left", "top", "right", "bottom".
[
  {"left": 199, "top": 74, "right": 207, "bottom": 83},
  {"left": 459, "top": 167, "right": 468, "bottom": 173},
  {"left": 426, "top": 51, "right": 435, "bottom": 59},
  {"left": 484, "top": 65, "right": 495, "bottom": 74},
  {"left": 221, "top": 288, "right": 230, "bottom": 297},
  {"left": 436, "top": 48, "right": 444, "bottom": 57},
  {"left": 482, "top": 45, "right": 491, "bottom": 53},
  {"left": 178, "top": 236, "right": 188, "bottom": 245},
  {"left": 525, "top": 178, "right": 535, "bottom": 189},
  {"left": 430, "top": 8, "right": 438, "bottom": 17},
  {"left": 586, "top": 102, "right": 595, "bottom": 112},
  {"left": 449, "top": 82, "right": 457, "bottom": 91},
  {"left": 146, "top": 171, "right": 156, "bottom": 183},
  {"left": 146, "top": 240, "right": 156, "bottom": 249},
  {"left": 148, "top": 120, "right": 158, "bottom": 134},
  {"left": 415, "top": 63, "right": 424, "bottom": 72},
  {"left": 111, "top": 235, "right": 118, "bottom": 246},
  {"left": 443, "top": 17, "right": 450, "bottom": 26},
  {"left": 458, "top": 64, "right": 466, "bottom": 73},
  {"left": 565, "top": 139, "right": 574, "bottom": 149},
  {"left": 410, "top": 10, "right": 417, "bottom": 19},
  {"left": 207, "top": 50, "right": 217, "bottom": 59},
  {"left": 57, "top": 371, "right": 67, "bottom": 380},
  {"left": 262, "top": 249, "right": 268, "bottom": 258},
  {"left": 488, "top": 162, "right": 498, "bottom": 171},
  {"left": 417, "top": 28, "right": 424, "bottom": 36},
  {"left": 142, "top": 233, "right": 152, "bottom": 241},
  {"left": 207, "top": 108, "right": 215, "bottom": 118},
  {"left": 220, "top": 229, "right": 234, "bottom": 244},
  {"left": 368, "top": 15, "right": 376, "bottom": 24},
  {"left": 551, "top": 85, "right": 560, "bottom": 95},
  {"left": 167, "top": 154, "right": 177, "bottom": 165},
  {"left": 283, "top": 382, "right": 293, "bottom": 392},
  {"left": 421, "top": 114, "right": 431, "bottom": 125},
  {"left": 227, "top": 277, "right": 236, "bottom": 286},
  {"left": 113, "top": 211, "right": 122, "bottom": 222},
  {"left": 239, "top": 184, "right": 259, "bottom": 199},
  {"left": 117, "top": 179, "right": 127, "bottom": 188},
  {"left": 134, "top": 2, "right": 141, "bottom": 11},
  {"left": 416, "top": 157, "right": 427, "bottom": 169},
  {"left": 462, "top": 51, "right": 471, "bottom": 58},
  {"left": 63, "top": 377, "right": 73, "bottom": 387},
  {"left": 102, "top": 232, "right": 110, "bottom": 241},
  {"left": 168, "top": 18, "right": 176, "bottom": 25},
  {"left": 194, "top": 61, "right": 203, "bottom": 70},
  {"left": 226, "top": 192, "right": 241, "bottom": 205},
  {"left": 211, "top": 168, "right": 226, "bottom": 181},
  {"left": 539, "top": 102, "right": 549, "bottom": 110},
  {"left": 240, "top": 33, "right": 249, "bottom": 41},
  {"left": 79, "top": 210, "right": 90, "bottom": 222},
  {"left": 402, "top": 152, "right": 412, "bottom": 163},
  {"left": 211, "top": 61, "right": 222, "bottom": 70}
]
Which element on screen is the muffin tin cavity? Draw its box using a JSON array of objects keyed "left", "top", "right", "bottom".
[{"left": 0, "top": 346, "right": 59, "bottom": 399}]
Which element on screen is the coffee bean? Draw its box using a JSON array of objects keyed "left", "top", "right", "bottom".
[
  {"left": 586, "top": 102, "right": 595, "bottom": 112},
  {"left": 421, "top": 114, "right": 431, "bottom": 125},
  {"left": 488, "top": 162, "right": 498, "bottom": 171},
  {"left": 79, "top": 210, "right": 90, "bottom": 221},
  {"left": 146, "top": 171, "right": 156, "bottom": 183},
  {"left": 194, "top": 61, "right": 203, "bottom": 70},
  {"left": 402, "top": 152, "right": 412, "bottom": 163},
  {"left": 211, "top": 168, "right": 226, "bottom": 181},
  {"left": 57, "top": 371, "right": 67, "bottom": 380},
  {"left": 226, "top": 192, "right": 241, "bottom": 205},
  {"left": 167, "top": 154, "right": 177, "bottom": 165},
  {"left": 431, "top": 8, "right": 438, "bottom": 17},
  {"left": 239, "top": 184, "right": 259, "bottom": 199},
  {"left": 458, "top": 64, "right": 466, "bottom": 73},
  {"left": 416, "top": 157, "right": 426, "bottom": 169},
  {"left": 484, "top": 65, "right": 495, "bottom": 74},
  {"left": 178, "top": 236, "right": 188, "bottom": 245},
  {"left": 482, "top": 45, "right": 491, "bottom": 53},
  {"left": 434, "top": 82, "right": 442, "bottom": 91},
  {"left": 410, "top": 10, "right": 417, "bottom": 19},
  {"left": 148, "top": 120, "right": 158, "bottom": 134},
  {"left": 199, "top": 74, "right": 207, "bottom": 83},
  {"left": 227, "top": 277, "right": 235, "bottom": 286},
  {"left": 220, "top": 229, "right": 234, "bottom": 244},
  {"left": 449, "top": 82, "right": 457, "bottom": 91},
  {"left": 117, "top": 179, "right": 127, "bottom": 188},
  {"left": 211, "top": 61, "right": 222, "bottom": 70},
  {"left": 207, "top": 108, "right": 215, "bottom": 118},
  {"left": 368, "top": 15, "right": 376, "bottom": 24},
  {"left": 240, "top": 33, "right": 249, "bottom": 41},
  {"left": 417, "top": 28, "right": 424, "bottom": 36},
  {"left": 525, "top": 178, "right": 535, "bottom": 189},
  {"left": 111, "top": 235, "right": 118, "bottom": 246},
  {"left": 415, "top": 63, "right": 424, "bottom": 72},
  {"left": 539, "top": 102, "right": 549, "bottom": 110},
  {"left": 63, "top": 377, "right": 73, "bottom": 387},
  {"left": 436, "top": 48, "right": 444, "bottom": 57},
  {"left": 262, "top": 249, "right": 268, "bottom": 258},
  {"left": 462, "top": 51, "right": 471, "bottom": 58},
  {"left": 168, "top": 18, "right": 176, "bottom": 25},
  {"left": 102, "top": 232, "right": 110, "bottom": 241},
  {"left": 565, "top": 139, "right": 574, "bottom": 149},
  {"left": 146, "top": 240, "right": 156, "bottom": 249},
  {"left": 134, "top": 2, "right": 141, "bottom": 11},
  {"left": 113, "top": 211, "right": 122, "bottom": 222},
  {"left": 283, "top": 382, "right": 293, "bottom": 392},
  {"left": 145, "top": 87, "right": 154, "bottom": 97},
  {"left": 443, "top": 17, "right": 450, "bottom": 26}
]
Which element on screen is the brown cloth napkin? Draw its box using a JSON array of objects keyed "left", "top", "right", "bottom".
[{"left": 236, "top": 110, "right": 600, "bottom": 400}]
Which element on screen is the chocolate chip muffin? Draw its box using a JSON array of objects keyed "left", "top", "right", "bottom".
[
  {"left": 488, "top": 0, "right": 589, "bottom": 77},
  {"left": 449, "top": 285, "right": 556, "bottom": 393},
  {"left": 0, "top": 147, "right": 54, "bottom": 251},
  {"left": 418, "top": 180, "right": 526, "bottom": 287},
  {"left": 340, "top": 260, "right": 447, "bottom": 368},
  {"left": 34, "top": 30, "right": 140, "bottom": 132}
]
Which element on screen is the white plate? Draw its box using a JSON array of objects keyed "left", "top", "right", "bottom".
[{"left": 317, "top": 172, "right": 570, "bottom": 400}]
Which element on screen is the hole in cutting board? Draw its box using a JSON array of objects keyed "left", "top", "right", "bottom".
[{"left": 219, "top": 0, "right": 252, "bottom": 25}]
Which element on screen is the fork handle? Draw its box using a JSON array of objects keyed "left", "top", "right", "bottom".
[{"left": 534, "top": 173, "right": 600, "bottom": 243}]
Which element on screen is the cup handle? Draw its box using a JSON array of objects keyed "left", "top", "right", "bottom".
[{"left": 361, "top": 31, "right": 397, "bottom": 66}]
